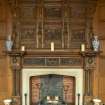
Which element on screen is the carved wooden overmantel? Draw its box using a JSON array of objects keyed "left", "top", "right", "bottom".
[{"left": 7, "top": 0, "right": 98, "bottom": 50}]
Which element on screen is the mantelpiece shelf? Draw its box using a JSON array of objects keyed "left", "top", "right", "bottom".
[
  {"left": 5, "top": 49, "right": 102, "bottom": 57},
  {"left": 25, "top": 50, "right": 80, "bottom": 57},
  {"left": 6, "top": 50, "right": 25, "bottom": 57},
  {"left": 80, "top": 50, "right": 102, "bottom": 57},
  {"left": 5, "top": 49, "right": 80, "bottom": 57}
]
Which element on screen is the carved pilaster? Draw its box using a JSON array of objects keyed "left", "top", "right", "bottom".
[
  {"left": 84, "top": 69, "right": 93, "bottom": 96},
  {"left": 80, "top": 50, "right": 101, "bottom": 104},
  {"left": 7, "top": 51, "right": 25, "bottom": 96},
  {"left": 12, "top": 69, "right": 21, "bottom": 96}
]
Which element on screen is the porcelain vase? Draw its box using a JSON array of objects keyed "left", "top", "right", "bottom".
[
  {"left": 92, "top": 36, "right": 100, "bottom": 52},
  {"left": 5, "top": 35, "right": 13, "bottom": 51},
  {"left": 5, "top": 40, "right": 13, "bottom": 51}
]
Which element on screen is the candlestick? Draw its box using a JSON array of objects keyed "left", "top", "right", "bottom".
[
  {"left": 81, "top": 44, "right": 85, "bottom": 52},
  {"left": 51, "top": 42, "right": 54, "bottom": 52},
  {"left": 21, "top": 46, "right": 25, "bottom": 51},
  {"left": 3, "top": 99, "right": 12, "bottom": 105},
  {"left": 93, "top": 98, "right": 101, "bottom": 105}
]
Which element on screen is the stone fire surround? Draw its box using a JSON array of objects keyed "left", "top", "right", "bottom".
[{"left": 22, "top": 68, "right": 83, "bottom": 105}]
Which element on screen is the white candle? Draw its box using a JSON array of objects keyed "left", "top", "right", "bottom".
[
  {"left": 21, "top": 46, "right": 25, "bottom": 51},
  {"left": 47, "top": 96, "right": 50, "bottom": 100},
  {"left": 81, "top": 44, "right": 85, "bottom": 52},
  {"left": 55, "top": 96, "right": 59, "bottom": 100},
  {"left": 8, "top": 35, "right": 11, "bottom": 40},
  {"left": 51, "top": 42, "right": 54, "bottom": 52}
]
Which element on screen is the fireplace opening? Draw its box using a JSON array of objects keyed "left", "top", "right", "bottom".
[
  {"left": 30, "top": 74, "right": 75, "bottom": 105},
  {"left": 22, "top": 68, "right": 83, "bottom": 105}
]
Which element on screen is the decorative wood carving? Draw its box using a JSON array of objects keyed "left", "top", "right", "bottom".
[
  {"left": 85, "top": 57, "right": 96, "bottom": 70},
  {"left": 80, "top": 50, "right": 101, "bottom": 97},
  {"left": 7, "top": 51, "right": 25, "bottom": 96},
  {"left": 7, "top": 0, "right": 97, "bottom": 50},
  {"left": 23, "top": 57, "right": 82, "bottom": 67}
]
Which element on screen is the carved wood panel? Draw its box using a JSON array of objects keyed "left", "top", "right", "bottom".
[
  {"left": 11, "top": 0, "right": 97, "bottom": 50},
  {"left": 23, "top": 57, "right": 82, "bottom": 67}
]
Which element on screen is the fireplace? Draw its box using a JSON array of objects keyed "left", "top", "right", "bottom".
[
  {"left": 30, "top": 75, "right": 75, "bottom": 105},
  {"left": 22, "top": 68, "right": 83, "bottom": 105}
]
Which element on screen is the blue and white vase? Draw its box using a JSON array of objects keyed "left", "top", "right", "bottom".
[
  {"left": 92, "top": 36, "right": 100, "bottom": 52},
  {"left": 5, "top": 35, "right": 13, "bottom": 51}
]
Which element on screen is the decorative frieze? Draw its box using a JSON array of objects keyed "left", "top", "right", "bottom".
[
  {"left": 23, "top": 57, "right": 82, "bottom": 67},
  {"left": 24, "top": 57, "right": 45, "bottom": 66}
]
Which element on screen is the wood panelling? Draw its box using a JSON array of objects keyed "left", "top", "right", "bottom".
[
  {"left": 98, "top": 56, "right": 105, "bottom": 102},
  {"left": 0, "top": 0, "right": 13, "bottom": 104},
  {"left": 0, "top": 40, "right": 5, "bottom": 55},
  {"left": 10, "top": 0, "right": 97, "bottom": 50},
  {"left": 99, "top": 77, "right": 105, "bottom": 102},
  {"left": 93, "top": 0, "right": 105, "bottom": 102},
  {"left": 94, "top": 0, "right": 105, "bottom": 102},
  {"left": 98, "top": 6, "right": 105, "bottom": 21},
  {"left": 93, "top": 0, "right": 105, "bottom": 40},
  {"left": 0, "top": 2, "right": 6, "bottom": 21},
  {"left": 0, "top": 57, "right": 9, "bottom": 103},
  {"left": 0, "top": 1, "right": 12, "bottom": 39},
  {"left": 99, "top": 56, "right": 105, "bottom": 76}
]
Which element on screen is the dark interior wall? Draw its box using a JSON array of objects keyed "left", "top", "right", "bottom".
[{"left": 0, "top": 0, "right": 13, "bottom": 103}]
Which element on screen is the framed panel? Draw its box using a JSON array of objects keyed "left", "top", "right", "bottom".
[
  {"left": 44, "top": 22, "right": 62, "bottom": 48},
  {"left": 44, "top": 6, "right": 62, "bottom": 19}
]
